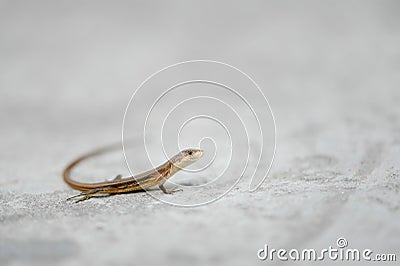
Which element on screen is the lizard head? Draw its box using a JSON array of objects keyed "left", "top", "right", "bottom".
[{"left": 170, "top": 148, "right": 204, "bottom": 169}]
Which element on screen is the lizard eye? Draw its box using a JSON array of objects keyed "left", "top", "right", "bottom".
[{"left": 188, "top": 151, "right": 193, "bottom": 156}]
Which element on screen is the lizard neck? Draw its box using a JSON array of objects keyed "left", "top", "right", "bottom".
[
  {"left": 167, "top": 161, "right": 182, "bottom": 177},
  {"left": 154, "top": 161, "right": 178, "bottom": 180}
]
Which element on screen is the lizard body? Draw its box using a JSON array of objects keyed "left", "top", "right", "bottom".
[{"left": 63, "top": 145, "right": 203, "bottom": 202}]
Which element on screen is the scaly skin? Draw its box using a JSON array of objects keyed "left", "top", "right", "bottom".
[{"left": 63, "top": 145, "right": 203, "bottom": 202}]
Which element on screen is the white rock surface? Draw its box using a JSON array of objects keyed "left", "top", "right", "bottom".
[{"left": 1, "top": 1, "right": 399, "bottom": 265}]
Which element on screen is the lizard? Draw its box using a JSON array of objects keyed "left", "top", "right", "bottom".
[{"left": 63, "top": 145, "right": 203, "bottom": 202}]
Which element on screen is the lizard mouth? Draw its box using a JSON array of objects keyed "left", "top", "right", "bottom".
[{"left": 190, "top": 149, "right": 204, "bottom": 160}]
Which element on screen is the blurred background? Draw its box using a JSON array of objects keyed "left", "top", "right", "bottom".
[{"left": 1, "top": 0, "right": 399, "bottom": 265}]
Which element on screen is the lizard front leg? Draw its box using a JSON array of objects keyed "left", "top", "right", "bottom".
[{"left": 158, "top": 176, "right": 183, "bottom": 194}]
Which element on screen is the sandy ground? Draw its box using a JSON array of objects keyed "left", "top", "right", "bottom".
[{"left": 1, "top": 1, "right": 399, "bottom": 265}]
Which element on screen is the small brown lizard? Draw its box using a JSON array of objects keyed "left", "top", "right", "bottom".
[{"left": 63, "top": 145, "right": 203, "bottom": 202}]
